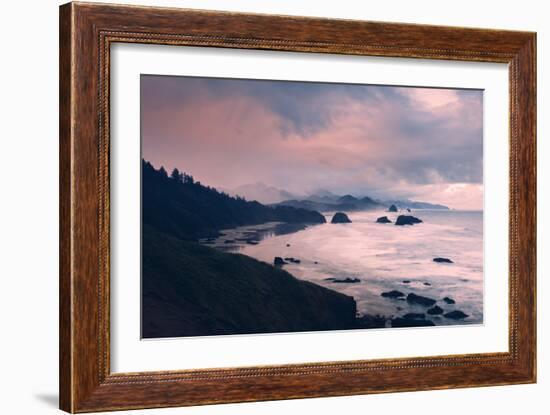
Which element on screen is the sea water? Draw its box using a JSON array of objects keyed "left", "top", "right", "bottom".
[{"left": 202, "top": 210, "right": 483, "bottom": 326}]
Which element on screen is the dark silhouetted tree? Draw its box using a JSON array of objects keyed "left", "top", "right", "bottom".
[
  {"left": 142, "top": 160, "right": 325, "bottom": 241},
  {"left": 183, "top": 173, "right": 194, "bottom": 185},
  {"left": 171, "top": 168, "right": 183, "bottom": 182},
  {"left": 158, "top": 166, "right": 168, "bottom": 178}
]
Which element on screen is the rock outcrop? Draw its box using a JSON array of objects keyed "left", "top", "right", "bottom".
[
  {"left": 443, "top": 297, "right": 456, "bottom": 304},
  {"left": 444, "top": 310, "right": 469, "bottom": 319},
  {"left": 331, "top": 212, "right": 352, "bottom": 224},
  {"left": 381, "top": 290, "right": 405, "bottom": 298},
  {"left": 433, "top": 257, "right": 453, "bottom": 263},
  {"left": 427, "top": 305, "right": 444, "bottom": 315},
  {"left": 274, "top": 257, "right": 286, "bottom": 266},
  {"left": 325, "top": 277, "right": 361, "bottom": 284},
  {"left": 406, "top": 293, "right": 437, "bottom": 307},
  {"left": 395, "top": 215, "right": 423, "bottom": 226}
]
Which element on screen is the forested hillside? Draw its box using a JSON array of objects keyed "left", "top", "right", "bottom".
[{"left": 142, "top": 160, "right": 326, "bottom": 241}]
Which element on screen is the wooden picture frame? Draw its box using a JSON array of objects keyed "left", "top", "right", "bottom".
[{"left": 59, "top": 2, "right": 536, "bottom": 412}]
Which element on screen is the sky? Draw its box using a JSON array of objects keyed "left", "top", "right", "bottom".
[{"left": 141, "top": 75, "right": 483, "bottom": 210}]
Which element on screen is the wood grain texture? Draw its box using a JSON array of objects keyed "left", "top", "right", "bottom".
[
  {"left": 59, "top": 3, "right": 73, "bottom": 412},
  {"left": 59, "top": 2, "right": 537, "bottom": 413}
]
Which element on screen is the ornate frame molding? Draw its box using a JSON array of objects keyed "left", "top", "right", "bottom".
[{"left": 60, "top": 2, "right": 536, "bottom": 412}]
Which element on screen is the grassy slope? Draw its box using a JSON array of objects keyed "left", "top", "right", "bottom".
[{"left": 142, "top": 225, "right": 357, "bottom": 338}]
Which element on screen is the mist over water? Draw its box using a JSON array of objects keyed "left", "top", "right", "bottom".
[{"left": 203, "top": 210, "right": 483, "bottom": 326}]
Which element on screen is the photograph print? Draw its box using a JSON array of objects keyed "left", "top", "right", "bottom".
[{"left": 141, "top": 75, "right": 483, "bottom": 338}]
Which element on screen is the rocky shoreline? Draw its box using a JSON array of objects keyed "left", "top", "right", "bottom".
[
  {"left": 272, "top": 252, "right": 470, "bottom": 328},
  {"left": 377, "top": 279, "right": 470, "bottom": 327},
  {"left": 203, "top": 207, "right": 477, "bottom": 329}
]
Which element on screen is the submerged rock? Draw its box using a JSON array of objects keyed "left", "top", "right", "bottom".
[
  {"left": 381, "top": 290, "right": 405, "bottom": 299},
  {"left": 402, "top": 280, "right": 411, "bottom": 284},
  {"left": 406, "top": 293, "right": 437, "bottom": 307},
  {"left": 388, "top": 204, "right": 398, "bottom": 212},
  {"left": 423, "top": 282, "right": 431, "bottom": 286},
  {"left": 325, "top": 277, "right": 361, "bottom": 284},
  {"left": 274, "top": 257, "right": 286, "bottom": 266},
  {"left": 433, "top": 257, "right": 454, "bottom": 263},
  {"left": 444, "top": 310, "right": 469, "bottom": 319},
  {"left": 331, "top": 212, "right": 352, "bottom": 224},
  {"left": 427, "top": 305, "right": 444, "bottom": 315},
  {"left": 395, "top": 215, "right": 423, "bottom": 226},
  {"left": 376, "top": 216, "right": 392, "bottom": 224},
  {"left": 443, "top": 296, "right": 456, "bottom": 304}
]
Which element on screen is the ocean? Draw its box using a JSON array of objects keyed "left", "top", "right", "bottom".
[{"left": 201, "top": 209, "right": 483, "bottom": 326}]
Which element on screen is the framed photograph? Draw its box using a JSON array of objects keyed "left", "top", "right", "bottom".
[{"left": 59, "top": 2, "right": 536, "bottom": 412}]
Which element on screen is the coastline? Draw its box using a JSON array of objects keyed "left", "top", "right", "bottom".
[{"left": 199, "top": 209, "right": 482, "bottom": 329}]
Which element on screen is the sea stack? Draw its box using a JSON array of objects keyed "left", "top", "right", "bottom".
[
  {"left": 331, "top": 212, "right": 352, "bottom": 224},
  {"left": 376, "top": 216, "right": 392, "bottom": 223},
  {"left": 395, "top": 215, "right": 423, "bottom": 226},
  {"left": 388, "top": 204, "right": 398, "bottom": 212}
]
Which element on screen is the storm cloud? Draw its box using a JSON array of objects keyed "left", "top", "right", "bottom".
[{"left": 141, "top": 75, "right": 483, "bottom": 209}]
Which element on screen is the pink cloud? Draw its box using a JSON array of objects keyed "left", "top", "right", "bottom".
[{"left": 142, "top": 76, "right": 483, "bottom": 209}]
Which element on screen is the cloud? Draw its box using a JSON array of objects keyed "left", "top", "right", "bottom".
[{"left": 141, "top": 75, "right": 483, "bottom": 209}]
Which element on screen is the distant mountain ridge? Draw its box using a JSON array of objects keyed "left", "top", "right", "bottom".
[
  {"left": 274, "top": 192, "right": 448, "bottom": 212},
  {"left": 382, "top": 199, "right": 449, "bottom": 210},
  {"left": 275, "top": 194, "right": 383, "bottom": 212},
  {"left": 224, "top": 183, "right": 449, "bottom": 212},
  {"left": 227, "top": 182, "right": 297, "bottom": 204}
]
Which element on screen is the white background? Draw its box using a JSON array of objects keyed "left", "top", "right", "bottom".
[
  {"left": 0, "top": 0, "right": 547, "bottom": 414},
  {"left": 111, "top": 45, "right": 509, "bottom": 372}
]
